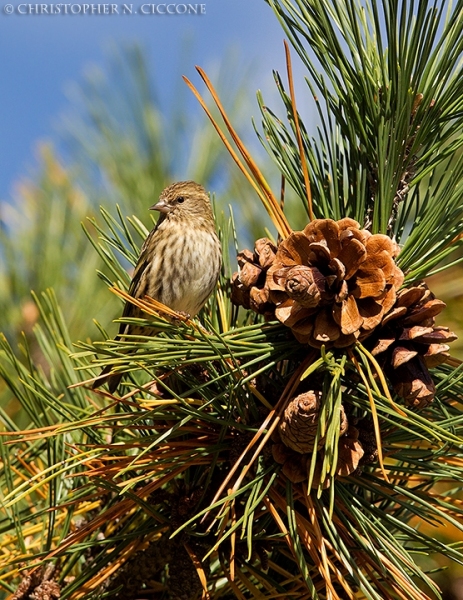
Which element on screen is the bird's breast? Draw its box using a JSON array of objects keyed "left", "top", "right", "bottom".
[{"left": 146, "top": 226, "right": 221, "bottom": 316}]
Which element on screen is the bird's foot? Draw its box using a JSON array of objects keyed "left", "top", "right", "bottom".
[{"left": 166, "top": 311, "right": 191, "bottom": 326}]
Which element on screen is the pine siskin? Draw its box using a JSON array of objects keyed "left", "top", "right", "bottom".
[{"left": 93, "top": 180, "right": 222, "bottom": 392}]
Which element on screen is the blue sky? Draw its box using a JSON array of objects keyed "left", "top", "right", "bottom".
[{"left": 0, "top": 0, "right": 298, "bottom": 199}]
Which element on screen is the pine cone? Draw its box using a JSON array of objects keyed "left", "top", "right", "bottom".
[
  {"left": 336, "top": 426, "right": 365, "bottom": 477},
  {"left": 29, "top": 581, "right": 60, "bottom": 600},
  {"left": 272, "top": 443, "right": 308, "bottom": 483},
  {"left": 231, "top": 237, "right": 277, "bottom": 317},
  {"left": 278, "top": 391, "right": 348, "bottom": 453},
  {"left": 273, "top": 392, "right": 352, "bottom": 486},
  {"left": 368, "top": 282, "right": 457, "bottom": 408},
  {"left": 12, "top": 565, "right": 60, "bottom": 600},
  {"left": 266, "top": 218, "right": 404, "bottom": 347},
  {"left": 306, "top": 426, "right": 364, "bottom": 489}
]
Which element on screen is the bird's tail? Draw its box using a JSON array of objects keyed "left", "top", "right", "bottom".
[{"left": 92, "top": 365, "right": 123, "bottom": 394}]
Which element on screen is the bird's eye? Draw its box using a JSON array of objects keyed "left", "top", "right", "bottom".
[{"left": 176, "top": 196, "right": 185, "bottom": 203}]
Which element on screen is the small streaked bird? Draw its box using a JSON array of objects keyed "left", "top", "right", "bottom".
[{"left": 93, "top": 181, "right": 222, "bottom": 393}]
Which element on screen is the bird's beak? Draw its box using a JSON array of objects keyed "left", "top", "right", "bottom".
[{"left": 150, "top": 199, "right": 170, "bottom": 213}]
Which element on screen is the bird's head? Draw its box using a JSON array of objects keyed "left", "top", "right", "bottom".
[{"left": 150, "top": 181, "right": 213, "bottom": 222}]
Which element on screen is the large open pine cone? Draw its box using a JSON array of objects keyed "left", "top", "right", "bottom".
[
  {"left": 266, "top": 218, "right": 404, "bottom": 347},
  {"left": 367, "top": 282, "right": 457, "bottom": 408}
]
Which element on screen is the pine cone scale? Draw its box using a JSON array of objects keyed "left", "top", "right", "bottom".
[
  {"left": 333, "top": 295, "right": 363, "bottom": 335},
  {"left": 337, "top": 238, "right": 367, "bottom": 279},
  {"left": 366, "top": 282, "right": 456, "bottom": 407}
]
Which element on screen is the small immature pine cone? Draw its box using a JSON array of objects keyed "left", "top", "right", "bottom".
[
  {"left": 266, "top": 218, "right": 404, "bottom": 348},
  {"left": 278, "top": 391, "right": 323, "bottom": 454},
  {"left": 368, "top": 282, "right": 457, "bottom": 408},
  {"left": 273, "top": 421, "right": 365, "bottom": 487},
  {"left": 274, "top": 391, "right": 354, "bottom": 486},
  {"left": 231, "top": 237, "right": 277, "bottom": 317},
  {"left": 278, "top": 391, "right": 349, "bottom": 454}
]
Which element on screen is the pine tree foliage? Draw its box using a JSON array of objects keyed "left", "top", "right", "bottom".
[
  {"left": 1, "top": 2, "right": 463, "bottom": 600},
  {"left": 263, "top": 0, "right": 463, "bottom": 280}
]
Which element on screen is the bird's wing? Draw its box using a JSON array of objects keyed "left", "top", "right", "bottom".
[{"left": 117, "top": 219, "right": 164, "bottom": 336}]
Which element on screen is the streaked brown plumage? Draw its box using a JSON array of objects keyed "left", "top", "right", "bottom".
[{"left": 93, "top": 181, "right": 222, "bottom": 392}]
